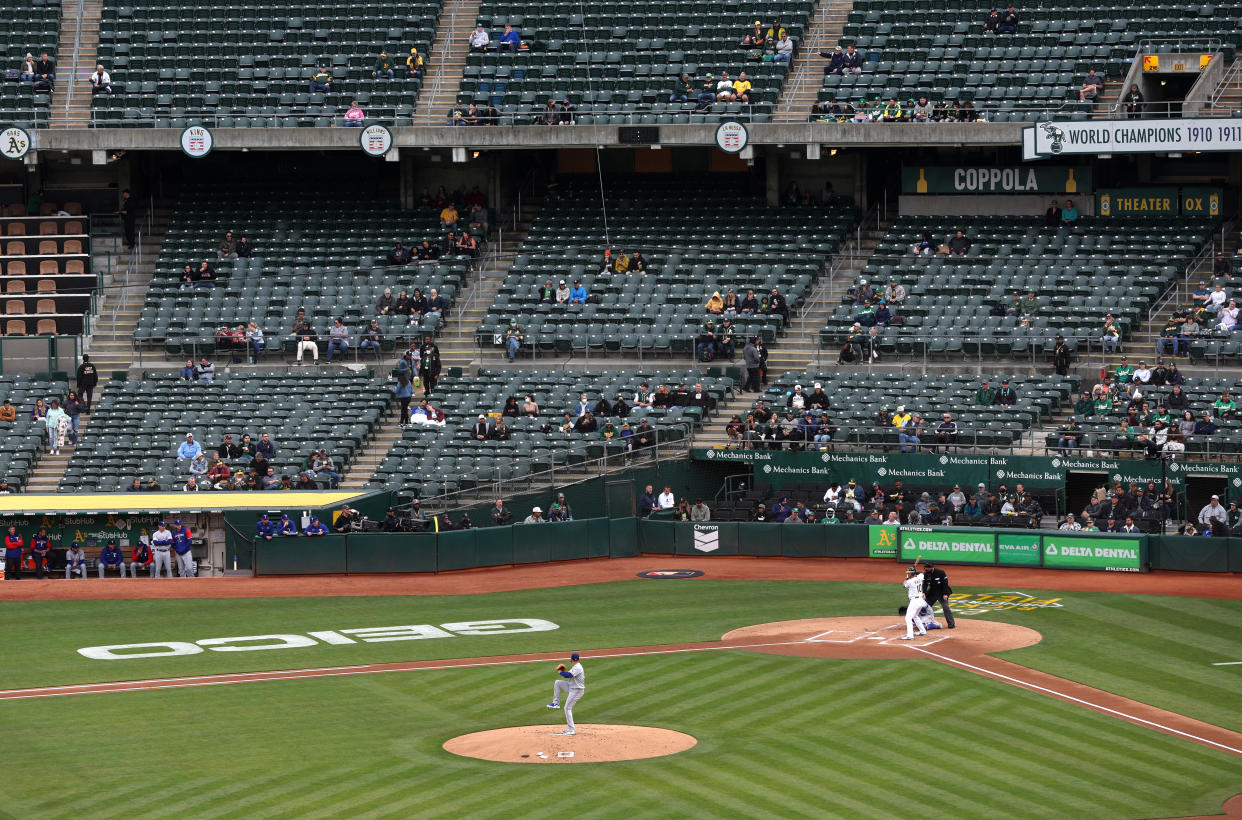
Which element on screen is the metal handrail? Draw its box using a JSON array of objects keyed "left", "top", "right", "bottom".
[
  {"left": 1209, "top": 55, "right": 1242, "bottom": 110},
  {"left": 1146, "top": 242, "right": 1213, "bottom": 325},
  {"left": 421, "top": 0, "right": 457, "bottom": 123},
  {"left": 779, "top": 0, "right": 830, "bottom": 119},
  {"left": 63, "top": 0, "right": 86, "bottom": 128},
  {"left": 391, "top": 432, "right": 695, "bottom": 515}
]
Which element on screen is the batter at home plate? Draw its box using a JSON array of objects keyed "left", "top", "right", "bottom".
[
  {"left": 901, "top": 566, "right": 932, "bottom": 640},
  {"left": 546, "top": 652, "right": 585, "bottom": 735}
]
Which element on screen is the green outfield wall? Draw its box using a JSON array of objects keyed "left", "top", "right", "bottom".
[{"left": 251, "top": 517, "right": 1242, "bottom": 574}]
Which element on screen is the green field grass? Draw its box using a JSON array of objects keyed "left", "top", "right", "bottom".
[{"left": 2, "top": 579, "right": 1241, "bottom": 819}]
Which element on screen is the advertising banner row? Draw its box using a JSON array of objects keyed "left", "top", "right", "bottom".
[
  {"left": 691, "top": 448, "right": 1242, "bottom": 493},
  {"left": 866, "top": 524, "right": 1145, "bottom": 571}
]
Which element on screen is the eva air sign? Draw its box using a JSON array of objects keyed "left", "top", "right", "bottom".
[
  {"left": 898, "top": 527, "right": 996, "bottom": 565},
  {"left": 1043, "top": 536, "right": 1143, "bottom": 572}
]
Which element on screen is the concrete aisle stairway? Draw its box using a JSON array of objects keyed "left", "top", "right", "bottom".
[
  {"left": 85, "top": 205, "right": 172, "bottom": 375},
  {"left": 50, "top": 0, "right": 103, "bottom": 128},
  {"left": 417, "top": 0, "right": 484, "bottom": 122},
  {"left": 1207, "top": 60, "right": 1242, "bottom": 115},
  {"left": 435, "top": 198, "right": 540, "bottom": 370},
  {"left": 776, "top": 0, "right": 854, "bottom": 122},
  {"left": 692, "top": 220, "right": 888, "bottom": 448},
  {"left": 23, "top": 385, "right": 109, "bottom": 492},
  {"left": 339, "top": 407, "right": 406, "bottom": 491}
]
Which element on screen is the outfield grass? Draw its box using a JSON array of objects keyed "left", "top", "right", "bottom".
[{"left": 4, "top": 652, "right": 1240, "bottom": 819}]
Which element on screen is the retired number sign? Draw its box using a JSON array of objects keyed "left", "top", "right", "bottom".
[
  {"left": 179, "top": 125, "right": 214, "bottom": 158},
  {"left": 0, "top": 126, "right": 31, "bottom": 160},
  {"left": 360, "top": 124, "right": 394, "bottom": 157}
]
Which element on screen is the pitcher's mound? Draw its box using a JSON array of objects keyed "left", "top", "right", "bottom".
[
  {"left": 722, "top": 617, "right": 1040, "bottom": 659},
  {"left": 443, "top": 724, "right": 697, "bottom": 764}
]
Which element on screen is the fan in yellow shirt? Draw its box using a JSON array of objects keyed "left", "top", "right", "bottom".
[{"left": 731, "top": 73, "right": 752, "bottom": 103}]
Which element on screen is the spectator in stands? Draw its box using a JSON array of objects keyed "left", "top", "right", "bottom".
[
  {"left": 948, "top": 230, "right": 971, "bottom": 257},
  {"left": 469, "top": 203, "right": 489, "bottom": 229},
  {"left": 309, "top": 66, "right": 332, "bottom": 93},
  {"left": 670, "top": 74, "right": 694, "bottom": 103},
  {"left": 1206, "top": 283, "right": 1229, "bottom": 315},
  {"left": 1043, "top": 200, "right": 1062, "bottom": 226},
  {"left": 569, "top": 280, "right": 587, "bottom": 304},
  {"left": 216, "top": 231, "right": 238, "bottom": 260},
  {"left": 312, "top": 449, "right": 341, "bottom": 488},
  {"left": 19, "top": 53, "right": 35, "bottom": 82},
  {"left": 1214, "top": 252, "right": 1233, "bottom": 279},
  {"left": 498, "top": 24, "right": 521, "bottom": 52},
  {"left": 177, "top": 433, "right": 202, "bottom": 463},
  {"left": 344, "top": 101, "right": 366, "bottom": 127},
  {"left": 880, "top": 97, "right": 904, "bottom": 121},
  {"left": 898, "top": 413, "right": 922, "bottom": 453},
  {"left": 246, "top": 322, "right": 264, "bottom": 363},
  {"left": 1219, "top": 300, "right": 1240, "bottom": 332},
  {"left": 935, "top": 413, "right": 957, "bottom": 450},
  {"left": 89, "top": 65, "right": 112, "bottom": 94},
  {"left": 326, "top": 318, "right": 349, "bottom": 362},
  {"left": 357, "top": 320, "right": 382, "bottom": 360},
  {"left": 1100, "top": 314, "right": 1121, "bottom": 353},
  {"left": 743, "top": 21, "right": 767, "bottom": 48},
  {"left": 34, "top": 52, "right": 55, "bottom": 90},
  {"left": 556, "top": 280, "right": 571, "bottom": 304},
  {"left": 774, "top": 32, "right": 793, "bottom": 63},
  {"left": 291, "top": 310, "right": 318, "bottom": 364},
  {"left": 523, "top": 506, "right": 545, "bottom": 524},
  {"left": 469, "top": 25, "right": 490, "bottom": 52},
  {"left": 1124, "top": 84, "right": 1144, "bottom": 119},
  {"left": 909, "top": 96, "right": 932, "bottom": 122},
  {"left": 372, "top": 53, "right": 395, "bottom": 80},
  {"left": 503, "top": 319, "right": 524, "bottom": 361},
  {"left": 1077, "top": 69, "right": 1104, "bottom": 102},
  {"left": 419, "top": 335, "right": 441, "bottom": 395},
  {"left": 1061, "top": 199, "right": 1079, "bottom": 225},
  {"left": 998, "top": 5, "right": 1019, "bottom": 32},
  {"left": 733, "top": 73, "right": 752, "bottom": 103},
  {"left": 406, "top": 48, "right": 424, "bottom": 80},
  {"left": 983, "top": 8, "right": 1001, "bottom": 32},
  {"left": 439, "top": 202, "right": 459, "bottom": 229},
  {"left": 840, "top": 44, "right": 863, "bottom": 74},
  {"left": 994, "top": 379, "right": 1017, "bottom": 406}
]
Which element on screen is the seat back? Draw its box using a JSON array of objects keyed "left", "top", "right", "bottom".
[{"left": 6, "top": 319, "right": 26, "bottom": 335}]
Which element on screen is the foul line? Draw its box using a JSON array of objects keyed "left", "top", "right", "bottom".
[
  {"left": 911, "top": 646, "right": 1242, "bottom": 758},
  {"left": 1212, "top": 661, "right": 1242, "bottom": 667},
  {"left": 0, "top": 640, "right": 812, "bottom": 701}
]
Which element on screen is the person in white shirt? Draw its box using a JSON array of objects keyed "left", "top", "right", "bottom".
[
  {"left": 1207, "top": 284, "right": 1228, "bottom": 314},
  {"left": 574, "top": 394, "right": 591, "bottom": 417},
  {"left": 1199, "top": 495, "right": 1227, "bottom": 529},
  {"left": 522, "top": 506, "right": 545, "bottom": 524},
  {"left": 555, "top": 280, "right": 570, "bottom": 303},
  {"left": 1000, "top": 497, "right": 1017, "bottom": 515},
  {"left": 150, "top": 522, "right": 174, "bottom": 577},
  {"left": 546, "top": 652, "right": 586, "bottom": 735},
  {"left": 89, "top": 65, "right": 112, "bottom": 94},
  {"left": 657, "top": 486, "right": 676, "bottom": 509},
  {"left": 1219, "top": 300, "right": 1240, "bottom": 332},
  {"left": 1059, "top": 515, "right": 1081, "bottom": 531},
  {"left": 1131, "top": 362, "right": 1152, "bottom": 383},
  {"left": 900, "top": 566, "right": 930, "bottom": 639},
  {"left": 823, "top": 483, "right": 841, "bottom": 505},
  {"left": 468, "top": 24, "right": 490, "bottom": 52}
]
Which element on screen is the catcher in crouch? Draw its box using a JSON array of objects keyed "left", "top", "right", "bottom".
[{"left": 546, "top": 652, "right": 586, "bottom": 735}]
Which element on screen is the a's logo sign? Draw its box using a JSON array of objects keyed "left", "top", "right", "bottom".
[
  {"left": 693, "top": 526, "right": 719, "bottom": 553},
  {"left": 636, "top": 569, "right": 705, "bottom": 579},
  {"left": 179, "top": 125, "right": 214, "bottom": 158},
  {"left": 360, "top": 124, "right": 393, "bottom": 157},
  {"left": 715, "top": 120, "right": 749, "bottom": 154},
  {"left": 1039, "top": 121, "right": 1065, "bottom": 154},
  {"left": 0, "top": 126, "right": 31, "bottom": 160}
]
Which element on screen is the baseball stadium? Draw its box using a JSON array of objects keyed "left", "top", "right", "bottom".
[{"left": 2, "top": 0, "right": 1242, "bottom": 816}]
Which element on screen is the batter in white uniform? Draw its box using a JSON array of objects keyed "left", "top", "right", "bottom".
[
  {"left": 546, "top": 652, "right": 585, "bottom": 735},
  {"left": 901, "top": 566, "right": 929, "bottom": 640}
]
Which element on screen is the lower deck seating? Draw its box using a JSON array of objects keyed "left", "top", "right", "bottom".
[{"left": 59, "top": 373, "right": 391, "bottom": 492}]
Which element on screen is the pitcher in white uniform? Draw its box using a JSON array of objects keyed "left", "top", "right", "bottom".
[
  {"left": 546, "top": 652, "right": 585, "bottom": 735},
  {"left": 901, "top": 566, "right": 929, "bottom": 640}
]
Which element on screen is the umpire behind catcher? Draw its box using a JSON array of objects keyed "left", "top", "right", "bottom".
[{"left": 919, "top": 560, "right": 955, "bottom": 628}]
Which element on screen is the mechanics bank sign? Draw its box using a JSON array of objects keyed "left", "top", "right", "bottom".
[{"left": 78, "top": 619, "right": 558, "bottom": 660}]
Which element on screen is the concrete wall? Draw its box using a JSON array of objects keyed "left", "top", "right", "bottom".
[
  {"left": 899, "top": 193, "right": 1096, "bottom": 217},
  {"left": 1183, "top": 53, "right": 1228, "bottom": 117}
]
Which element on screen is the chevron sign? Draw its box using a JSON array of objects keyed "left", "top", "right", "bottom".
[{"left": 693, "top": 526, "right": 720, "bottom": 553}]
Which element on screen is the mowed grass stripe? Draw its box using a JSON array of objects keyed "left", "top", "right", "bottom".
[
  {"left": 219, "top": 761, "right": 413, "bottom": 820},
  {"left": 354, "top": 769, "right": 490, "bottom": 819}
]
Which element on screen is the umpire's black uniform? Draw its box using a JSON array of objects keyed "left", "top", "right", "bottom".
[{"left": 921, "top": 561, "right": 955, "bottom": 628}]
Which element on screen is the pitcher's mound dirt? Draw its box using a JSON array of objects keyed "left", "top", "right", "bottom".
[
  {"left": 722, "top": 617, "right": 1041, "bottom": 659},
  {"left": 443, "top": 724, "right": 697, "bottom": 764}
]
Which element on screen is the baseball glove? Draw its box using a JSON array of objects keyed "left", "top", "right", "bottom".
[{"left": 556, "top": 664, "right": 566, "bottom": 672}]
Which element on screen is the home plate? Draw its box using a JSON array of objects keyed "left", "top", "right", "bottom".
[{"left": 721, "top": 617, "right": 1040, "bottom": 660}]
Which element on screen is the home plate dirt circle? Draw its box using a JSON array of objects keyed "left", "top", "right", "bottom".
[
  {"left": 443, "top": 724, "right": 698, "bottom": 764},
  {"left": 722, "top": 617, "right": 1041, "bottom": 659}
]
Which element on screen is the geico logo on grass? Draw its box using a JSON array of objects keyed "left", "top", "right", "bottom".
[{"left": 77, "top": 618, "right": 558, "bottom": 660}]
